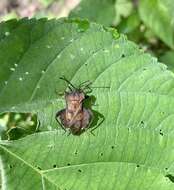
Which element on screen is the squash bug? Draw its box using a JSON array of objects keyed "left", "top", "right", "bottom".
[{"left": 56, "top": 76, "right": 93, "bottom": 135}]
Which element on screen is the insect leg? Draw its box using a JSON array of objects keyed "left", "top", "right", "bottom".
[
  {"left": 60, "top": 76, "right": 76, "bottom": 89},
  {"left": 90, "top": 114, "right": 105, "bottom": 133},
  {"left": 55, "top": 110, "right": 66, "bottom": 132}
]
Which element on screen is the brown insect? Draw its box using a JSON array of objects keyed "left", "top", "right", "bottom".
[{"left": 56, "top": 77, "right": 93, "bottom": 135}]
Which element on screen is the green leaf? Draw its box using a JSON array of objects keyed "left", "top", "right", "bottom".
[
  {"left": 1, "top": 18, "right": 174, "bottom": 189},
  {"left": 159, "top": 51, "right": 174, "bottom": 72},
  {"left": 139, "top": 0, "right": 174, "bottom": 48},
  {"left": 69, "top": 0, "right": 133, "bottom": 26},
  {"left": 69, "top": 0, "right": 116, "bottom": 26},
  {"left": 114, "top": 0, "right": 133, "bottom": 25}
]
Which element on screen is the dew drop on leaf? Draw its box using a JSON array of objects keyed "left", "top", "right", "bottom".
[
  {"left": 25, "top": 72, "right": 29, "bottom": 75},
  {"left": 61, "top": 37, "right": 65, "bottom": 40},
  {"left": 46, "top": 45, "right": 51, "bottom": 49},
  {"left": 57, "top": 54, "right": 61, "bottom": 59},
  {"left": 4, "top": 81, "right": 8, "bottom": 85},
  {"left": 14, "top": 63, "right": 18, "bottom": 67},
  {"left": 10, "top": 68, "right": 15, "bottom": 71},
  {"left": 19, "top": 77, "right": 23, "bottom": 81},
  {"left": 5, "top": 31, "right": 10, "bottom": 36}
]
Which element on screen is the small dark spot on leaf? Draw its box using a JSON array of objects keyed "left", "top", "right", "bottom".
[
  {"left": 143, "top": 68, "right": 146, "bottom": 70},
  {"left": 149, "top": 90, "right": 152, "bottom": 93},
  {"left": 137, "top": 165, "right": 140, "bottom": 168},
  {"left": 141, "top": 121, "right": 144, "bottom": 124},
  {"left": 159, "top": 131, "right": 164, "bottom": 136},
  {"left": 166, "top": 174, "right": 174, "bottom": 183},
  {"left": 9, "top": 165, "right": 13, "bottom": 169},
  {"left": 37, "top": 166, "right": 42, "bottom": 170},
  {"left": 67, "top": 163, "right": 71, "bottom": 166},
  {"left": 78, "top": 169, "right": 82, "bottom": 173},
  {"left": 100, "top": 153, "right": 103, "bottom": 156},
  {"left": 111, "top": 146, "right": 114, "bottom": 149},
  {"left": 53, "top": 164, "right": 57, "bottom": 168},
  {"left": 74, "top": 150, "right": 78, "bottom": 155},
  {"left": 121, "top": 54, "right": 125, "bottom": 58},
  {"left": 165, "top": 168, "right": 168, "bottom": 170}
]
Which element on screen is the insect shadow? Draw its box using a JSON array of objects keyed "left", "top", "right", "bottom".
[{"left": 83, "top": 95, "right": 105, "bottom": 135}]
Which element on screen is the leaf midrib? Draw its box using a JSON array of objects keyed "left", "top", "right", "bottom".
[{"left": 0, "top": 143, "right": 165, "bottom": 175}]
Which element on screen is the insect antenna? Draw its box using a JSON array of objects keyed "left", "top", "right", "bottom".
[
  {"left": 91, "top": 86, "right": 110, "bottom": 89},
  {"left": 59, "top": 76, "right": 77, "bottom": 91},
  {"left": 78, "top": 80, "right": 93, "bottom": 93},
  {"left": 78, "top": 80, "right": 92, "bottom": 88}
]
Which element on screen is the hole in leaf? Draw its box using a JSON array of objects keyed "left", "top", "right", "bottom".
[
  {"left": 67, "top": 163, "right": 71, "bottom": 166},
  {"left": 140, "top": 121, "right": 144, "bottom": 125},
  {"left": 0, "top": 112, "right": 38, "bottom": 140},
  {"left": 53, "top": 164, "right": 57, "bottom": 168},
  {"left": 159, "top": 130, "right": 164, "bottom": 136},
  {"left": 166, "top": 174, "right": 174, "bottom": 183},
  {"left": 37, "top": 166, "right": 42, "bottom": 170}
]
